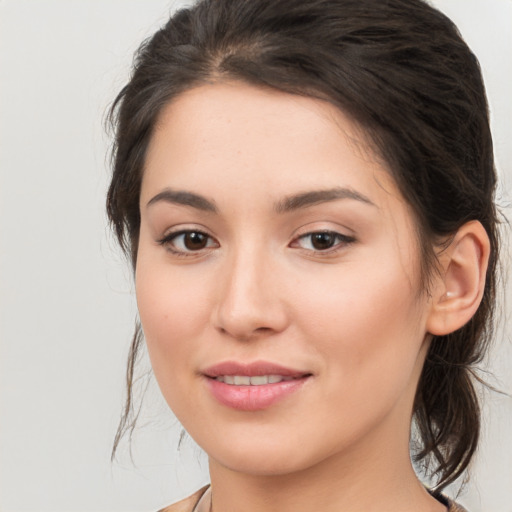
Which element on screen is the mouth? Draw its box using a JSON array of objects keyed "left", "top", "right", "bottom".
[
  {"left": 212, "top": 374, "right": 300, "bottom": 385},
  {"left": 202, "top": 361, "right": 312, "bottom": 411}
]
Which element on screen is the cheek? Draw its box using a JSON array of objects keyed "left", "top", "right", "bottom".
[
  {"left": 294, "top": 251, "right": 427, "bottom": 397},
  {"left": 134, "top": 250, "right": 212, "bottom": 390}
]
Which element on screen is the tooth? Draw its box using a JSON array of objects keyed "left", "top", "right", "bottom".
[
  {"left": 219, "top": 375, "right": 294, "bottom": 385},
  {"left": 250, "top": 375, "right": 269, "bottom": 385}
]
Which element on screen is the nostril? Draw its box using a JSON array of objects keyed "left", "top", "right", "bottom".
[
  {"left": 255, "top": 327, "right": 272, "bottom": 333},
  {"left": 216, "top": 324, "right": 275, "bottom": 342}
]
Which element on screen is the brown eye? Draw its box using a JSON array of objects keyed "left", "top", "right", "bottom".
[
  {"left": 183, "top": 231, "right": 209, "bottom": 250},
  {"left": 292, "top": 231, "right": 355, "bottom": 253},
  {"left": 159, "top": 230, "right": 219, "bottom": 254},
  {"left": 310, "top": 232, "right": 337, "bottom": 250}
]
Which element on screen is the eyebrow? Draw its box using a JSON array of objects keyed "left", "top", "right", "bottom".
[
  {"left": 274, "top": 187, "right": 376, "bottom": 213},
  {"left": 146, "top": 188, "right": 218, "bottom": 213},
  {"left": 146, "top": 186, "right": 375, "bottom": 214}
]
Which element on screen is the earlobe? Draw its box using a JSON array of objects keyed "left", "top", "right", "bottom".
[{"left": 427, "top": 221, "right": 490, "bottom": 336}]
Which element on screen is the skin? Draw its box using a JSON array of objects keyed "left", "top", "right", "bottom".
[{"left": 136, "top": 81, "right": 451, "bottom": 512}]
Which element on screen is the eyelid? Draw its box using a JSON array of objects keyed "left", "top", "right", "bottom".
[
  {"left": 157, "top": 227, "right": 219, "bottom": 256},
  {"left": 289, "top": 229, "right": 356, "bottom": 255},
  {"left": 155, "top": 224, "right": 355, "bottom": 257}
]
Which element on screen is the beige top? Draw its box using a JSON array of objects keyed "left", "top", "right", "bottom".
[
  {"left": 158, "top": 486, "right": 210, "bottom": 512},
  {"left": 158, "top": 485, "right": 469, "bottom": 512}
]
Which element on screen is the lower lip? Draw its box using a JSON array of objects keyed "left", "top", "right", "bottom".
[{"left": 206, "top": 377, "right": 309, "bottom": 411}]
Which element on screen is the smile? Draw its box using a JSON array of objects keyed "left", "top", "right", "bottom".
[
  {"left": 202, "top": 361, "right": 312, "bottom": 411},
  {"left": 214, "top": 375, "right": 296, "bottom": 385}
]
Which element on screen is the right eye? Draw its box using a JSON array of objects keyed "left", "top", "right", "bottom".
[{"left": 158, "top": 230, "right": 219, "bottom": 255}]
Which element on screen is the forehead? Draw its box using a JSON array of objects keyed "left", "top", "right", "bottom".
[{"left": 143, "top": 81, "right": 399, "bottom": 203}]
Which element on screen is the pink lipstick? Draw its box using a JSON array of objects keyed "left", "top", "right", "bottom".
[{"left": 202, "top": 361, "right": 311, "bottom": 411}]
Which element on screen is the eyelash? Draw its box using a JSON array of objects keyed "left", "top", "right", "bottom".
[
  {"left": 291, "top": 231, "right": 356, "bottom": 255},
  {"left": 157, "top": 229, "right": 218, "bottom": 257},
  {"left": 157, "top": 229, "right": 355, "bottom": 257}
]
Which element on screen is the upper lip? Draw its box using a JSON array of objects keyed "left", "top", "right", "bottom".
[{"left": 202, "top": 360, "right": 311, "bottom": 378}]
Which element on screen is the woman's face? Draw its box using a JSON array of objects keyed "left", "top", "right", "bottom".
[{"left": 136, "top": 82, "right": 435, "bottom": 476}]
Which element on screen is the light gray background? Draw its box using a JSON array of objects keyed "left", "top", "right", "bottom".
[{"left": 0, "top": 1, "right": 510, "bottom": 511}]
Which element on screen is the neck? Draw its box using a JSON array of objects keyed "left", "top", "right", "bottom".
[{"left": 209, "top": 444, "right": 442, "bottom": 512}]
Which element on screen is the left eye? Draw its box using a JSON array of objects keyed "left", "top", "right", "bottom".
[
  {"left": 160, "top": 230, "right": 218, "bottom": 253},
  {"left": 293, "top": 231, "right": 354, "bottom": 251}
]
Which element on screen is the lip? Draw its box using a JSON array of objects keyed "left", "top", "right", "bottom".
[
  {"left": 202, "top": 360, "right": 309, "bottom": 378},
  {"left": 202, "top": 360, "right": 312, "bottom": 411}
]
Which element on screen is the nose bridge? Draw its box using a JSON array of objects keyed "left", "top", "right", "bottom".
[{"left": 213, "top": 241, "right": 287, "bottom": 339}]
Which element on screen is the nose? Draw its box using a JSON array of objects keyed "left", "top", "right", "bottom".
[{"left": 212, "top": 247, "right": 290, "bottom": 341}]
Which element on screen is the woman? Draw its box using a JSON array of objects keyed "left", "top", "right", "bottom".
[{"left": 107, "top": 0, "right": 499, "bottom": 510}]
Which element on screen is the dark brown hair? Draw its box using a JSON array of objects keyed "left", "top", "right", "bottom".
[{"left": 107, "top": 0, "right": 499, "bottom": 490}]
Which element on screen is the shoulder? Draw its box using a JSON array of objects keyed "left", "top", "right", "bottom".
[
  {"left": 157, "top": 486, "right": 210, "bottom": 512},
  {"left": 448, "top": 501, "right": 469, "bottom": 512},
  {"left": 428, "top": 489, "right": 469, "bottom": 512},
  {"left": 438, "top": 494, "right": 469, "bottom": 512}
]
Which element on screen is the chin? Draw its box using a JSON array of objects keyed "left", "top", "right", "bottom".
[
  {"left": 201, "top": 432, "right": 333, "bottom": 477},
  {"left": 213, "top": 450, "right": 308, "bottom": 476}
]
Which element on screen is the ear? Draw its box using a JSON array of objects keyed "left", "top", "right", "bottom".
[{"left": 426, "top": 220, "right": 490, "bottom": 336}]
